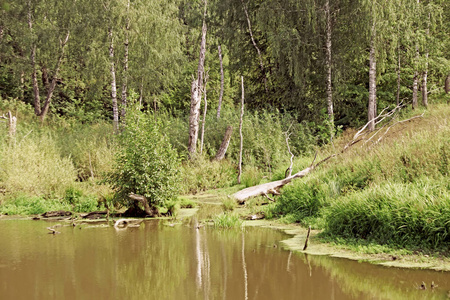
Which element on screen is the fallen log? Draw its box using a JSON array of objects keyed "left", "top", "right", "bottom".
[
  {"left": 231, "top": 104, "right": 423, "bottom": 203},
  {"left": 41, "top": 210, "right": 72, "bottom": 218},
  {"left": 232, "top": 166, "right": 315, "bottom": 204}
]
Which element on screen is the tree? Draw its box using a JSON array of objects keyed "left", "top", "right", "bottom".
[
  {"left": 188, "top": 0, "right": 207, "bottom": 158},
  {"left": 106, "top": 109, "right": 180, "bottom": 213}
]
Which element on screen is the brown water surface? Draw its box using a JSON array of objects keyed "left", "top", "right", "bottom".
[{"left": 0, "top": 219, "right": 448, "bottom": 299}]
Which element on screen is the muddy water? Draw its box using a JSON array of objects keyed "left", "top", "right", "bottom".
[{"left": 0, "top": 219, "right": 448, "bottom": 300}]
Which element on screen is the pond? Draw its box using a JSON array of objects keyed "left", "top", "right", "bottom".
[{"left": 0, "top": 219, "right": 449, "bottom": 299}]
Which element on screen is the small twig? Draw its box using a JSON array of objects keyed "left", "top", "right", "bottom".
[{"left": 263, "top": 192, "right": 275, "bottom": 202}]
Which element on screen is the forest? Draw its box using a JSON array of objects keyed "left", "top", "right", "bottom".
[{"left": 0, "top": 0, "right": 449, "bottom": 253}]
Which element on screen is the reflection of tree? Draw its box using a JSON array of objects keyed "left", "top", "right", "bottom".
[
  {"left": 242, "top": 232, "right": 248, "bottom": 300},
  {"left": 195, "top": 222, "right": 211, "bottom": 299}
]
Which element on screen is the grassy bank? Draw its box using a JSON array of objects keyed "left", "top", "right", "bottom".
[{"left": 267, "top": 103, "right": 449, "bottom": 254}]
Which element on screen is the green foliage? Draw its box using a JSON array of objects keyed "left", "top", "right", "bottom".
[
  {"left": 64, "top": 186, "right": 102, "bottom": 213},
  {"left": 0, "top": 195, "right": 71, "bottom": 216},
  {"left": 106, "top": 110, "right": 181, "bottom": 208}
]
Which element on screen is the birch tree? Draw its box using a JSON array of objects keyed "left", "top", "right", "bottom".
[{"left": 188, "top": 0, "right": 207, "bottom": 158}]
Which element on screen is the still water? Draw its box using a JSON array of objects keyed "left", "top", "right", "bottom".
[{"left": 0, "top": 219, "right": 449, "bottom": 300}]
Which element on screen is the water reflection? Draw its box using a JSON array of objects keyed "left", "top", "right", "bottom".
[{"left": 0, "top": 219, "right": 448, "bottom": 300}]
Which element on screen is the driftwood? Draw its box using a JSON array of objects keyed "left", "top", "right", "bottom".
[
  {"left": 114, "top": 218, "right": 143, "bottom": 228},
  {"left": 232, "top": 104, "right": 423, "bottom": 203}
]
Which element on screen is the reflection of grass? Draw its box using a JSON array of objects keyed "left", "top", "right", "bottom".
[
  {"left": 213, "top": 213, "right": 243, "bottom": 228},
  {"left": 308, "top": 254, "right": 448, "bottom": 300}
]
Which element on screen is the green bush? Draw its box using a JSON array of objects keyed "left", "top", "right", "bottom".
[{"left": 105, "top": 109, "right": 180, "bottom": 209}]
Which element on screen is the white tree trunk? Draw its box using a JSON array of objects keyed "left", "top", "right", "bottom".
[
  {"left": 28, "top": 1, "right": 41, "bottom": 116},
  {"left": 109, "top": 28, "right": 119, "bottom": 133},
  {"left": 325, "top": 0, "right": 334, "bottom": 140},
  {"left": 121, "top": 0, "right": 130, "bottom": 121},
  {"left": 217, "top": 45, "right": 224, "bottom": 119},
  {"left": 237, "top": 76, "right": 244, "bottom": 184},
  {"left": 368, "top": 21, "right": 377, "bottom": 132},
  {"left": 200, "top": 76, "right": 208, "bottom": 155},
  {"left": 422, "top": 12, "right": 429, "bottom": 108},
  {"left": 188, "top": 0, "right": 207, "bottom": 157},
  {"left": 412, "top": 0, "right": 420, "bottom": 110}
]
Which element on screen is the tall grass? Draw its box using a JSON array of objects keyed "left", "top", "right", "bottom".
[
  {"left": 269, "top": 103, "right": 450, "bottom": 251},
  {"left": 324, "top": 179, "right": 450, "bottom": 250}
]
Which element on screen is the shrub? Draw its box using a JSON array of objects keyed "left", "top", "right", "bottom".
[{"left": 105, "top": 109, "right": 180, "bottom": 209}]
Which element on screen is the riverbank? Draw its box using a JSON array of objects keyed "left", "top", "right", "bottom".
[{"left": 243, "top": 219, "right": 450, "bottom": 272}]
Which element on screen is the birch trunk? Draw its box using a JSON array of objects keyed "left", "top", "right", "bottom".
[
  {"left": 28, "top": 1, "right": 41, "bottom": 116},
  {"left": 217, "top": 45, "right": 224, "bottom": 119},
  {"left": 368, "top": 21, "right": 377, "bottom": 132},
  {"left": 188, "top": 0, "right": 207, "bottom": 157},
  {"left": 200, "top": 76, "right": 208, "bottom": 155},
  {"left": 421, "top": 13, "right": 429, "bottom": 108},
  {"left": 412, "top": 0, "right": 420, "bottom": 110},
  {"left": 40, "top": 31, "right": 70, "bottom": 122},
  {"left": 109, "top": 28, "right": 119, "bottom": 133},
  {"left": 412, "top": 48, "right": 419, "bottom": 109},
  {"left": 121, "top": 0, "right": 130, "bottom": 121},
  {"left": 325, "top": 0, "right": 334, "bottom": 140},
  {"left": 237, "top": 76, "right": 244, "bottom": 184}
]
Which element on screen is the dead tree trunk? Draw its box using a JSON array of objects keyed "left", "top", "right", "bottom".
[
  {"left": 188, "top": 0, "right": 207, "bottom": 158},
  {"left": 217, "top": 45, "right": 224, "bottom": 119},
  {"left": 237, "top": 76, "right": 244, "bottom": 184},
  {"left": 214, "top": 126, "right": 233, "bottom": 161},
  {"left": 1, "top": 112, "right": 16, "bottom": 138},
  {"left": 128, "top": 193, "right": 158, "bottom": 217}
]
